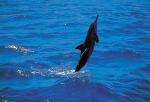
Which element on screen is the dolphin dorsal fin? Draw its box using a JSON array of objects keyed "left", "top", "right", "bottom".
[{"left": 75, "top": 44, "right": 84, "bottom": 51}]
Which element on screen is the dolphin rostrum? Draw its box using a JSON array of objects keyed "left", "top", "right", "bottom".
[{"left": 75, "top": 15, "right": 99, "bottom": 72}]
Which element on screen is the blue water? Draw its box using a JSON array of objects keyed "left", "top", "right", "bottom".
[{"left": 0, "top": 0, "right": 150, "bottom": 102}]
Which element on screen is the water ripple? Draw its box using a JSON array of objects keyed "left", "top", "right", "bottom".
[{"left": 4, "top": 45, "right": 34, "bottom": 54}]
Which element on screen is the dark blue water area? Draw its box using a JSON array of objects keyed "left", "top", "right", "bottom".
[{"left": 0, "top": 0, "right": 150, "bottom": 102}]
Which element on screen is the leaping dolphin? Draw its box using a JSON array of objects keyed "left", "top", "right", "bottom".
[{"left": 75, "top": 15, "right": 99, "bottom": 72}]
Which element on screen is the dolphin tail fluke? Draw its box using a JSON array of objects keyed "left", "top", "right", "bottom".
[{"left": 75, "top": 65, "right": 81, "bottom": 72}]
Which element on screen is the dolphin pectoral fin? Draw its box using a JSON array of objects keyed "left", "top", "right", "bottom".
[
  {"left": 95, "top": 34, "right": 99, "bottom": 43},
  {"left": 75, "top": 44, "right": 84, "bottom": 51}
]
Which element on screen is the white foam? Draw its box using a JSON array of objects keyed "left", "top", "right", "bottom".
[
  {"left": 48, "top": 69, "right": 75, "bottom": 75},
  {"left": 16, "top": 66, "right": 90, "bottom": 78},
  {"left": 5, "top": 45, "right": 17, "bottom": 49},
  {"left": 5, "top": 45, "right": 34, "bottom": 53},
  {"left": 17, "top": 69, "right": 29, "bottom": 77}
]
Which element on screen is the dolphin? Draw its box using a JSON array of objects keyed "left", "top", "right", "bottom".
[{"left": 75, "top": 15, "right": 99, "bottom": 72}]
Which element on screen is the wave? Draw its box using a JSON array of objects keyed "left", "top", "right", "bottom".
[
  {"left": 0, "top": 77, "right": 119, "bottom": 102},
  {"left": 137, "top": 65, "right": 150, "bottom": 73},
  {"left": 93, "top": 49, "right": 145, "bottom": 61}
]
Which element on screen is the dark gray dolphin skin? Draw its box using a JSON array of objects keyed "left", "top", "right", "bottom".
[{"left": 75, "top": 15, "right": 99, "bottom": 72}]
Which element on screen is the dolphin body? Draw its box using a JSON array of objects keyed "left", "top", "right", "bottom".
[{"left": 75, "top": 15, "right": 99, "bottom": 72}]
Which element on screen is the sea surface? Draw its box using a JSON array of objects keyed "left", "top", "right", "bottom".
[{"left": 0, "top": 0, "right": 150, "bottom": 102}]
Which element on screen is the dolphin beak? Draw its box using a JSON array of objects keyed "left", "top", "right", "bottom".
[
  {"left": 94, "top": 15, "right": 98, "bottom": 30},
  {"left": 95, "top": 15, "right": 99, "bottom": 23},
  {"left": 94, "top": 15, "right": 98, "bottom": 27}
]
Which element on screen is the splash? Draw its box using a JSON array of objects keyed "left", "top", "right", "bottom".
[
  {"left": 31, "top": 68, "right": 90, "bottom": 78},
  {"left": 16, "top": 68, "right": 91, "bottom": 78}
]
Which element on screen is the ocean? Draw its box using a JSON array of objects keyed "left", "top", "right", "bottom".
[{"left": 0, "top": 0, "right": 150, "bottom": 102}]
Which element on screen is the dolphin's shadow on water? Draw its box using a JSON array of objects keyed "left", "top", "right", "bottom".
[{"left": 0, "top": 76, "right": 122, "bottom": 102}]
